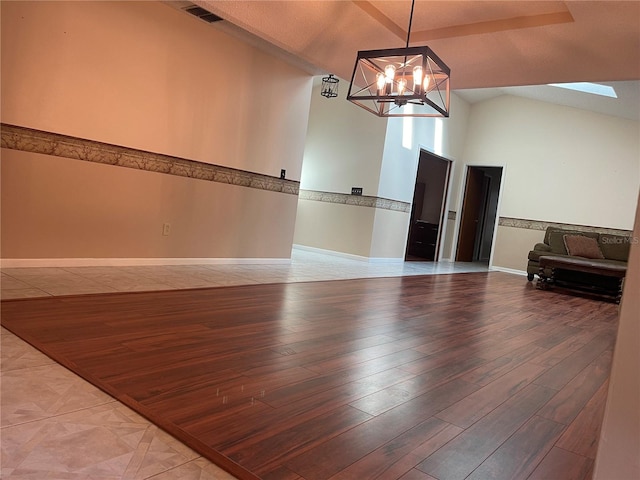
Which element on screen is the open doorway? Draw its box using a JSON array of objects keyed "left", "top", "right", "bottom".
[
  {"left": 406, "top": 150, "right": 452, "bottom": 261},
  {"left": 456, "top": 166, "right": 503, "bottom": 263}
]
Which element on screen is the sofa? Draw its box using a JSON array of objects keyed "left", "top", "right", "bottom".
[{"left": 526, "top": 226, "right": 631, "bottom": 301}]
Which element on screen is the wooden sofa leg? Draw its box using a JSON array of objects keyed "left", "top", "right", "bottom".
[
  {"left": 616, "top": 278, "right": 624, "bottom": 304},
  {"left": 537, "top": 267, "right": 548, "bottom": 290}
]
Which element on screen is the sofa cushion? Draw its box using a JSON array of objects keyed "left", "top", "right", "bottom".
[
  {"left": 544, "top": 227, "right": 598, "bottom": 246},
  {"left": 546, "top": 229, "right": 599, "bottom": 254},
  {"left": 548, "top": 231, "right": 569, "bottom": 254},
  {"left": 563, "top": 234, "right": 605, "bottom": 259},
  {"left": 599, "top": 234, "right": 632, "bottom": 262},
  {"left": 539, "top": 255, "right": 626, "bottom": 275}
]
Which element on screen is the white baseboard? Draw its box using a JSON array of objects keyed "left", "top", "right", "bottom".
[
  {"left": 367, "top": 257, "right": 405, "bottom": 264},
  {"left": 490, "top": 266, "right": 528, "bottom": 276},
  {"left": 0, "top": 257, "right": 292, "bottom": 268},
  {"left": 292, "top": 244, "right": 404, "bottom": 264}
]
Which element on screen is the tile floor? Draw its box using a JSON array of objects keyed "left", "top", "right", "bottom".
[{"left": 0, "top": 248, "right": 489, "bottom": 479}]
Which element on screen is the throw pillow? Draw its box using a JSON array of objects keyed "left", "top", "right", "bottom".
[{"left": 563, "top": 234, "right": 605, "bottom": 259}]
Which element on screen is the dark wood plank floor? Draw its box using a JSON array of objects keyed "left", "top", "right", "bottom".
[{"left": 0, "top": 272, "right": 619, "bottom": 480}]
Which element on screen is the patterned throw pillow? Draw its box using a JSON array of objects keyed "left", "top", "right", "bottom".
[{"left": 563, "top": 235, "right": 605, "bottom": 259}]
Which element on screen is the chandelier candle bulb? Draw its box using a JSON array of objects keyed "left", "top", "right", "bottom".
[
  {"left": 384, "top": 64, "right": 396, "bottom": 81},
  {"left": 398, "top": 78, "right": 407, "bottom": 95},
  {"left": 384, "top": 64, "right": 395, "bottom": 94},
  {"left": 413, "top": 66, "right": 423, "bottom": 93},
  {"left": 376, "top": 72, "right": 386, "bottom": 95}
]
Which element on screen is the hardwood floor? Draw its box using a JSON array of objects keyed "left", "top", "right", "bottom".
[{"left": 0, "top": 272, "right": 618, "bottom": 480}]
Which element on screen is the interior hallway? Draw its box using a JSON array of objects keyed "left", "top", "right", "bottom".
[{"left": 1, "top": 249, "right": 488, "bottom": 479}]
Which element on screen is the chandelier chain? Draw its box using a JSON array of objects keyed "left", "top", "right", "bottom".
[{"left": 405, "top": 0, "right": 416, "bottom": 48}]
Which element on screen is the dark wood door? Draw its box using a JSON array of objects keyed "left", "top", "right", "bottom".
[
  {"left": 407, "top": 151, "right": 451, "bottom": 262},
  {"left": 456, "top": 167, "right": 484, "bottom": 261}
]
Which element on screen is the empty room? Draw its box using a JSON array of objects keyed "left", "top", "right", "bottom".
[{"left": 1, "top": 1, "right": 639, "bottom": 479}]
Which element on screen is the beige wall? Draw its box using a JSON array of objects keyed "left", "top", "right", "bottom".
[
  {"left": 492, "top": 226, "right": 545, "bottom": 272},
  {"left": 1, "top": 1, "right": 312, "bottom": 178},
  {"left": 370, "top": 208, "right": 413, "bottom": 259},
  {"left": 594, "top": 193, "right": 640, "bottom": 479},
  {"left": 452, "top": 95, "right": 639, "bottom": 270},
  {"left": 295, "top": 88, "right": 471, "bottom": 260},
  {"left": 1, "top": 1, "right": 312, "bottom": 263},
  {"left": 442, "top": 218, "right": 456, "bottom": 259},
  {"left": 378, "top": 94, "right": 470, "bottom": 259},
  {"left": 298, "top": 86, "right": 638, "bottom": 266},
  {"left": 293, "top": 199, "right": 374, "bottom": 257},
  {"left": 454, "top": 95, "right": 639, "bottom": 228},
  {"left": 299, "top": 79, "right": 387, "bottom": 195},
  {"left": 293, "top": 79, "right": 387, "bottom": 257},
  {"left": 2, "top": 150, "right": 298, "bottom": 260},
  {"left": 380, "top": 94, "right": 470, "bottom": 203}
]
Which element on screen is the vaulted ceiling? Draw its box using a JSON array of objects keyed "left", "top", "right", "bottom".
[
  {"left": 170, "top": 0, "right": 640, "bottom": 118},
  {"left": 193, "top": 0, "right": 640, "bottom": 89}
]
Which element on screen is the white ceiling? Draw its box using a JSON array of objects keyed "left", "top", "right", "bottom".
[
  {"left": 455, "top": 81, "right": 640, "bottom": 120},
  {"left": 168, "top": 0, "right": 640, "bottom": 120}
]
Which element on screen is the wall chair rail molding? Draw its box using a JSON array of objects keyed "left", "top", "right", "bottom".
[
  {"left": 299, "top": 189, "right": 411, "bottom": 213},
  {"left": 0, "top": 123, "right": 299, "bottom": 195},
  {"left": 498, "top": 216, "right": 632, "bottom": 236}
]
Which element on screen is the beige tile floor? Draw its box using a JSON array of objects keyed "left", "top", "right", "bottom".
[{"left": 1, "top": 248, "right": 488, "bottom": 479}]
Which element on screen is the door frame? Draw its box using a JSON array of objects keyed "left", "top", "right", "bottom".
[
  {"left": 451, "top": 164, "right": 506, "bottom": 267},
  {"left": 406, "top": 146, "right": 454, "bottom": 262}
]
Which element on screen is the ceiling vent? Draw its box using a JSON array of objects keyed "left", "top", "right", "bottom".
[{"left": 183, "top": 5, "right": 223, "bottom": 23}]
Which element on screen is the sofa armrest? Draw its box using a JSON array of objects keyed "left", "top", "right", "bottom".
[
  {"left": 528, "top": 243, "right": 553, "bottom": 263},
  {"left": 533, "top": 243, "right": 552, "bottom": 252}
]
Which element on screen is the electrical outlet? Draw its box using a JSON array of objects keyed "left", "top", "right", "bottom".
[
  {"left": 351, "top": 187, "right": 363, "bottom": 196},
  {"left": 162, "top": 223, "right": 171, "bottom": 236},
  {"left": 280, "top": 169, "right": 286, "bottom": 179}
]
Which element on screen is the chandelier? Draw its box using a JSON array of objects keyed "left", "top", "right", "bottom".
[
  {"left": 320, "top": 74, "right": 339, "bottom": 98},
  {"left": 346, "top": 0, "right": 450, "bottom": 117}
]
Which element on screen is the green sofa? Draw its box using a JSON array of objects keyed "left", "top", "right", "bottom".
[{"left": 526, "top": 227, "right": 631, "bottom": 288}]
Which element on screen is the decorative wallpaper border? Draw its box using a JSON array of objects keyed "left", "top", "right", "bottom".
[
  {"left": 0, "top": 123, "right": 299, "bottom": 195},
  {"left": 299, "top": 189, "right": 411, "bottom": 213},
  {"left": 498, "top": 216, "right": 632, "bottom": 236}
]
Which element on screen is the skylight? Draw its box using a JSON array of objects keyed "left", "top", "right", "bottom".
[{"left": 548, "top": 82, "right": 618, "bottom": 98}]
